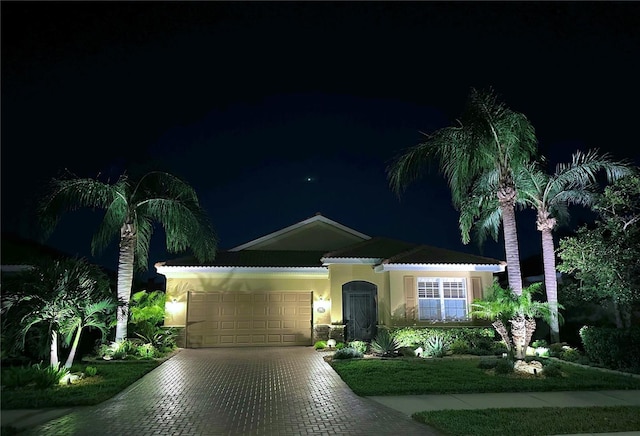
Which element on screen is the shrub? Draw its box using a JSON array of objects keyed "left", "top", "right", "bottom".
[
  {"left": 494, "top": 358, "right": 514, "bottom": 374},
  {"left": 31, "top": 363, "right": 70, "bottom": 389},
  {"left": 134, "top": 328, "right": 178, "bottom": 355},
  {"left": 423, "top": 334, "right": 449, "bottom": 358},
  {"left": 136, "top": 343, "right": 157, "bottom": 359},
  {"left": 542, "top": 363, "right": 563, "bottom": 378},
  {"left": 371, "top": 329, "right": 401, "bottom": 357},
  {"left": 468, "top": 347, "right": 493, "bottom": 356},
  {"left": 399, "top": 346, "right": 417, "bottom": 357},
  {"left": 99, "top": 340, "right": 136, "bottom": 360},
  {"left": 449, "top": 339, "right": 470, "bottom": 355},
  {"left": 560, "top": 348, "right": 581, "bottom": 362},
  {"left": 314, "top": 341, "right": 327, "bottom": 350},
  {"left": 1, "top": 365, "right": 38, "bottom": 389},
  {"left": 492, "top": 341, "right": 509, "bottom": 356},
  {"left": 348, "top": 340, "right": 367, "bottom": 354},
  {"left": 580, "top": 326, "right": 640, "bottom": 373},
  {"left": 390, "top": 327, "right": 495, "bottom": 349},
  {"left": 332, "top": 347, "right": 363, "bottom": 360},
  {"left": 531, "top": 339, "right": 549, "bottom": 348},
  {"left": 335, "top": 342, "right": 346, "bottom": 350},
  {"left": 548, "top": 342, "right": 568, "bottom": 358},
  {"left": 478, "top": 358, "right": 498, "bottom": 370},
  {"left": 84, "top": 366, "right": 98, "bottom": 377}
]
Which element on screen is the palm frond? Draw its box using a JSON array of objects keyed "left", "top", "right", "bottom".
[
  {"left": 91, "top": 197, "right": 129, "bottom": 255},
  {"left": 39, "top": 173, "right": 120, "bottom": 241},
  {"left": 386, "top": 138, "right": 441, "bottom": 196},
  {"left": 139, "top": 197, "right": 217, "bottom": 263}
]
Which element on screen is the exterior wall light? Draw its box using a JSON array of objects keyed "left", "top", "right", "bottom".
[{"left": 315, "top": 296, "right": 330, "bottom": 313}]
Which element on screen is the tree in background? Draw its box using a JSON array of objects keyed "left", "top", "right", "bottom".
[
  {"left": 557, "top": 174, "right": 640, "bottom": 328},
  {"left": 516, "top": 151, "right": 632, "bottom": 342},
  {"left": 387, "top": 87, "right": 538, "bottom": 295},
  {"left": 39, "top": 170, "right": 218, "bottom": 342}
]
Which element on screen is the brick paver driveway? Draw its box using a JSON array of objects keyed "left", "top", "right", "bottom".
[{"left": 27, "top": 347, "right": 438, "bottom": 435}]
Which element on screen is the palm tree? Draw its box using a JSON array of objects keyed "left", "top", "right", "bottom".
[
  {"left": 61, "top": 299, "right": 115, "bottom": 368},
  {"left": 471, "top": 280, "right": 557, "bottom": 360},
  {"left": 1, "top": 258, "right": 111, "bottom": 367},
  {"left": 516, "top": 150, "right": 634, "bottom": 343},
  {"left": 387, "top": 88, "right": 538, "bottom": 295},
  {"left": 39, "top": 170, "right": 217, "bottom": 342}
]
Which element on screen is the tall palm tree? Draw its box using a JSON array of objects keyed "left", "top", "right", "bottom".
[
  {"left": 39, "top": 170, "right": 217, "bottom": 342},
  {"left": 516, "top": 150, "right": 634, "bottom": 342},
  {"left": 387, "top": 88, "right": 538, "bottom": 295},
  {"left": 471, "top": 280, "right": 556, "bottom": 360}
]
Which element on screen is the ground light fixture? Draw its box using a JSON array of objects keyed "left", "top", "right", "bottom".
[{"left": 327, "top": 339, "right": 337, "bottom": 349}]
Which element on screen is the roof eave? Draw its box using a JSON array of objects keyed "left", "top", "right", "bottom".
[
  {"left": 155, "top": 264, "right": 328, "bottom": 276},
  {"left": 373, "top": 263, "right": 506, "bottom": 273},
  {"left": 321, "top": 257, "right": 382, "bottom": 266}
]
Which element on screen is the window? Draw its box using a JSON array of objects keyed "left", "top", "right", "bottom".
[{"left": 417, "top": 278, "right": 468, "bottom": 320}]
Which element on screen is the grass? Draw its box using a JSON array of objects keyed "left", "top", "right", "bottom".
[
  {"left": 0, "top": 360, "right": 161, "bottom": 409},
  {"left": 413, "top": 406, "right": 640, "bottom": 436},
  {"left": 329, "top": 356, "right": 640, "bottom": 396}
]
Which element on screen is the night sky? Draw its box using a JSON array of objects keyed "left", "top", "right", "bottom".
[{"left": 2, "top": 2, "right": 639, "bottom": 279}]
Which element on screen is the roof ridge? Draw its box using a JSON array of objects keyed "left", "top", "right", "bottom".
[
  {"left": 381, "top": 244, "right": 427, "bottom": 264},
  {"left": 384, "top": 243, "right": 504, "bottom": 265},
  {"left": 322, "top": 236, "right": 385, "bottom": 258}
]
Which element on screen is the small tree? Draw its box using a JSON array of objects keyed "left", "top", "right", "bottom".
[
  {"left": 61, "top": 299, "right": 115, "bottom": 368},
  {"left": 557, "top": 174, "right": 640, "bottom": 328},
  {"left": 1, "top": 257, "right": 114, "bottom": 367},
  {"left": 471, "top": 281, "right": 559, "bottom": 360}
]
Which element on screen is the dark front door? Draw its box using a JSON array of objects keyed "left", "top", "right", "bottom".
[{"left": 342, "top": 281, "right": 377, "bottom": 342}]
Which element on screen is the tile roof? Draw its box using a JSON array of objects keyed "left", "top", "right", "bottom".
[
  {"left": 322, "top": 237, "right": 418, "bottom": 259},
  {"left": 382, "top": 244, "right": 503, "bottom": 265},
  {"left": 160, "top": 250, "right": 327, "bottom": 268},
  {"left": 158, "top": 238, "right": 504, "bottom": 268}
]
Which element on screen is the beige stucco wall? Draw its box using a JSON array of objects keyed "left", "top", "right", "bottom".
[
  {"left": 160, "top": 267, "right": 498, "bottom": 330},
  {"left": 162, "top": 271, "right": 330, "bottom": 327},
  {"left": 327, "top": 264, "right": 390, "bottom": 325}
]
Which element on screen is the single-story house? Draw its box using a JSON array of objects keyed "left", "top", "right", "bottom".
[{"left": 155, "top": 214, "right": 506, "bottom": 348}]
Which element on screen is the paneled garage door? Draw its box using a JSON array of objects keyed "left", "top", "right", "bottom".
[{"left": 186, "top": 291, "right": 312, "bottom": 347}]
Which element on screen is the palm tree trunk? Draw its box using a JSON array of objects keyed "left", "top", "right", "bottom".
[
  {"left": 115, "top": 228, "right": 136, "bottom": 342},
  {"left": 524, "top": 317, "right": 536, "bottom": 351},
  {"left": 50, "top": 330, "right": 59, "bottom": 367},
  {"left": 510, "top": 315, "right": 526, "bottom": 360},
  {"left": 501, "top": 203, "right": 523, "bottom": 295},
  {"left": 541, "top": 228, "right": 560, "bottom": 343},
  {"left": 491, "top": 319, "right": 512, "bottom": 353},
  {"left": 64, "top": 325, "right": 83, "bottom": 368}
]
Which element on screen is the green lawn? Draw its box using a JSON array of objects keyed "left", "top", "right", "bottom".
[
  {"left": 0, "top": 360, "right": 161, "bottom": 409},
  {"left": 329, "top": 357, "right": 640, "bottom": 396},
  {"left": 414, "top": 406, "right": 640, "bottom": 436}
]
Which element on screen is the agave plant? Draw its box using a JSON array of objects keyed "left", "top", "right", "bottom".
[
  {"left": 370, "top": 329, "right": 400, "bottom": 357},
  {"left": 423, "top": 334, "right": 449, "bottom": 358}
]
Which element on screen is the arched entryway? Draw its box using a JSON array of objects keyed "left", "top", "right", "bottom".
[{"left": 342, "top": 281, "right": 377, "bottom": 342}]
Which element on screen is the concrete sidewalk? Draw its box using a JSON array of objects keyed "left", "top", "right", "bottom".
[
  {"left": 1, "top": 408, "right": 78, "bottom": 433},
  {"left": 3, "top": 390, "right": 640, "bottom": 434}
]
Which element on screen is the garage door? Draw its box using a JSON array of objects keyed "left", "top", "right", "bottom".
[{"left": 186, "top": 291, "right": 312, "bottom": 347}]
